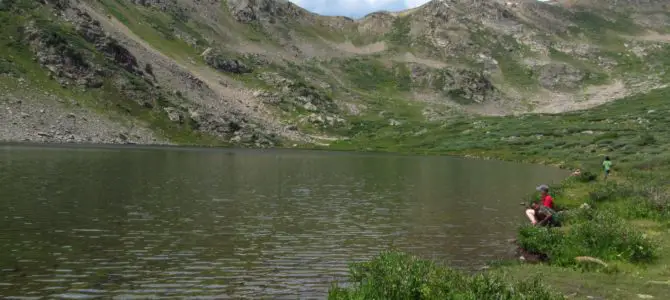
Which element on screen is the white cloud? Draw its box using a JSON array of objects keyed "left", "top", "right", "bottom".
[{"left": 289, "top": 0, "right": 432, "bottom": 18}]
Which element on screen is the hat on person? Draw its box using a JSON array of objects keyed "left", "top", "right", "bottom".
[{"left": 536, "top": 184, "right": 549, "bottom": 192}]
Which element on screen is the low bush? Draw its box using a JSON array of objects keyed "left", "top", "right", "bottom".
[
  {"left": 575, "top": 170, "right": 598, "bottom": 182},
  {"left": 517, "top": 210, "right": 655, "bottom": 267},
  {"left": 587, "top": 181, "right": 634, "bottom": 204},
  {"left": 328, "top": 250, "right": 563, "bottom": 300}
]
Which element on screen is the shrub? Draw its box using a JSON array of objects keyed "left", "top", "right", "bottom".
[
  {"left": 517, "top": 210, "right": 655, "bottom": 267},
  {"left": 0, "top": 58, "right": 16, "bottom": 75},
  {"left": 328, "top": 251, "right": 563, "bottom": 300},
  {"left": 575, "top": 170, "right": 597, "bottom": 182},
  {"left": 636, "top": 133, "right": 656, "bottom": 146},
  {"left": 588, "top": 182, "right": 633, "bottom": 204}
]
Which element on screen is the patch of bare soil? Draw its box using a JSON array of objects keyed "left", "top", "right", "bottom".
[
  {"left": 632, "top": 31, "right": 670, "bottom": 43},
  {"left": 330, "top": 41, "right": 387, "bottom": 55},
  {"left": 391, "top": 52, "right": 448, "bottom": 68},
  {"left": 530, "top": 80, "right": 667, "bottom": 114}
]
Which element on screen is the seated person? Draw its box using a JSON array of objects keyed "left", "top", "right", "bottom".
[{"left": 525, "top": 200, "right": 557, "bottom": 227}]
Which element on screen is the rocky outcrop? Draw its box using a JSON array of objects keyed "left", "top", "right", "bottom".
[
  {"left": 23, "top": 20, "right": 104, "bottom": 88},
  {"left": 410, "top": 64, "right": 499, "bottom": 104},
  {"left": 69, "top": 8, "right": 141, "bottom": 74},
  {"left": 226, "top": 0, "right": 307, "bottom": 24},
  {"left": 536, "top": 62, "right": 585, "bottom": 90},
  {"left": 187, "top": 108, "right": 278, "bottom": 147},
  {"left": 203, "top": 49, "right": 252, "bottom": 74},
  {"left": 130, "top": 0, "right": 187, "bottom": 20},
  {"left": 256, "top": 72, "right": 338, "bottom": 113}
]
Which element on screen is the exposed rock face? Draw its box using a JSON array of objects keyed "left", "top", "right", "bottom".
[
  {"left": 69, "top": 8, "right": 141, "bottom": 74},
  {"left": 536, "top": 63, "right": 585, "bottom": 90},
  {"left": 203, "top": 49, "right": 252, "bottom": 74},
  {"left": 256, "top": 72, "right": 338, "bottom": 114},
  {"left": 226, "top": 0, "right": 306, "bottom": 24},
  {"left": 23, "top": 20, "right": 104, "bottom": 88},
  {"left": 357, "top": 12, "right": 395, "bottom": 35},
  {"left": 410, "top": 64, "right": 499, "bottom": 104}
]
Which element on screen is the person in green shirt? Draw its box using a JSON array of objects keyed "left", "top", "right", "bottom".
[{"left": 603, "top": 156, "right": 612, "bottom": 179}]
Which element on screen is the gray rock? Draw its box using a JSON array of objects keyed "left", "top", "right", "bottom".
[
  {"left": 203, "top": 49, "right": 252, "bottom": 74},
  {"left": 303, "top": 102, "right": 318, "bottom": 111},
  {"left": 536, "top": 63, "right": 584, "bottom": 90},
  {"left": 163, "top": 107, "right": 182, "bottom": 122},
  {"left": 226, "top": 0, "right": 305, "bottom": 24},
  {"left": 285, "top": 124, "right": 298, "bottom": 131},
  {"left": 410, "top": 64, "right": 498, "bottom": 104}
]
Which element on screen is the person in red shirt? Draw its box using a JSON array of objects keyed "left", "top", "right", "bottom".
[
  {"left": 525, "top": 184, "right": 555, "bottom": 225},
  {"left": 536, "top": 184, "right": 554, "bottom": 209}
]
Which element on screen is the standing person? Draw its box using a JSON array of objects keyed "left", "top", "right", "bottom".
[{"left": 603, "top": 156, "right": 612, "bottom": 180}]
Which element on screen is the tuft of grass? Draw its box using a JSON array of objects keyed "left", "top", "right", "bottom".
[{"left": 328, "top": 250, "right": 563, "bottom": 300}]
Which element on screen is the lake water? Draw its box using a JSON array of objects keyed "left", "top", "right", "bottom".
[{"left": 0, "top": 144, "right": 567, "bottom": 299}]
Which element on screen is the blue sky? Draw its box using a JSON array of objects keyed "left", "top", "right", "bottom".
[{"left": 288, "top": 0, "right": 432, "bottom": 19}]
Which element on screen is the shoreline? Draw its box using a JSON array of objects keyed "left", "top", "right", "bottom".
[{"left": 0, "top": 140, "right": 574, "bottom": 172}]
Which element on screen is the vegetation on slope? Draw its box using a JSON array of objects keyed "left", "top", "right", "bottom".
[{"left": 0, "top": 1, "right": 225, "bottom": 145}]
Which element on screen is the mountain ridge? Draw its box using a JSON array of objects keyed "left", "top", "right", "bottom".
[{"left": 1, "top": 0, "right": 669, "bottom": 146}]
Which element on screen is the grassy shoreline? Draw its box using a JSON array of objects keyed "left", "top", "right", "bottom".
[
  {"left": 327, "top": 162, "right": 670, "bottom": 299},
  {"left": 325, "top": 88, "right": 670, "bottom": 299}
]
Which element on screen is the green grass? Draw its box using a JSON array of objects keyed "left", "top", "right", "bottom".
[
  {"left": 328, "top": 251, "right": 564, "bottom": 300},
  {"left": 570, "top": 11, "right": 642, "bottom": 36},
  {"left": 99, "top": 0, "right": 204, "bottom": 62},
  {"left": 338, "top": 57, "right": 410, "bottom": 93},
  {"left": 496, "top": 57, "right": 537, "bottom": 89}
]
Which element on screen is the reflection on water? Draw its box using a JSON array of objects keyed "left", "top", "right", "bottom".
[{"left": 0, "top": 145, "right": 566, "bottom": 298}]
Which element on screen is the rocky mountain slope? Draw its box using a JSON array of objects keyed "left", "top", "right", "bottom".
[{"left": 1, "top": 0, "right": 669, "bottom": 147}]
